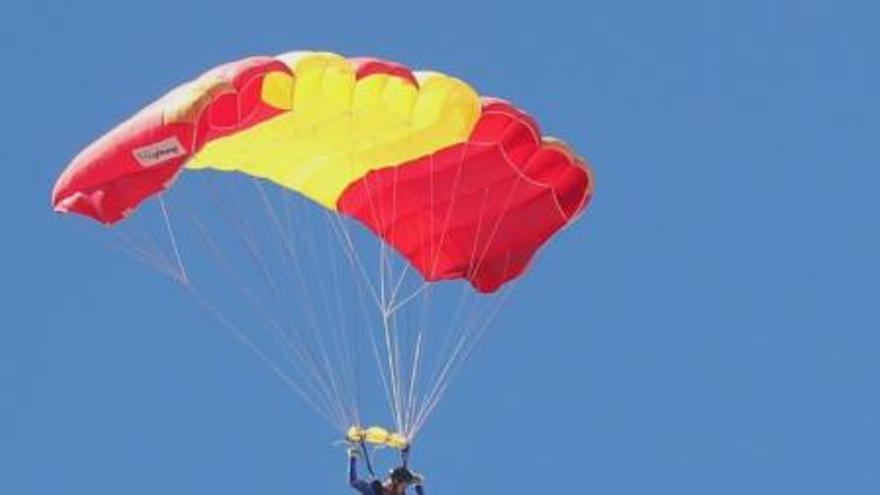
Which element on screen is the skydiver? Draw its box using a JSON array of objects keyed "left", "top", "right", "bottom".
[{"left": 348, "top": 445, "right": 425, "bottom": 495}]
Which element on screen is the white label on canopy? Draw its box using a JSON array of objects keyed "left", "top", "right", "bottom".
[{"left": 133, "top": 137, "right": 187, "bottom": 167}]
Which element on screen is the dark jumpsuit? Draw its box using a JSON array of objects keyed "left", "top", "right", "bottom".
[{"left": 349, "top": 456, "right": 425, "bottom": 495}]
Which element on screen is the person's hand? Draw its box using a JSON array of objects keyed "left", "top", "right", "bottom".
[{"left": 347, "top": 445, "right": 361, "bottom": 458}]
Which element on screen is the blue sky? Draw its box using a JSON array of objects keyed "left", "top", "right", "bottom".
[{"left": 2, "top": 0, "right": 879, "bottom": 493}]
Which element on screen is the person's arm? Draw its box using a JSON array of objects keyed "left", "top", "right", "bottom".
[
  {"left": 414, "top": 483, "right": 425, "bottom": 495},
  {"left": 349, "top": 454, "right": 358, "bottom": 485},
  {"left": 348, "top": 450, "right": 371, "bottom": 493}
]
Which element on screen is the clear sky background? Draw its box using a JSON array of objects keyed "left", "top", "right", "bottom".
[{"left": 2, "top": 0, "right": 878, "bottom": 493}]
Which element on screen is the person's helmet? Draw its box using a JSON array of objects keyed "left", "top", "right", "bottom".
[{"left": 389, "top": 467, "right": 416, "bottom": 484}]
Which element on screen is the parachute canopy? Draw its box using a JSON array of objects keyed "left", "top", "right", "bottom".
[{"left": 52, "top": 51, "right": 593, "bottom": 293}]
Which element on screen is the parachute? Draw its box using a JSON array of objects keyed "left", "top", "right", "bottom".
[{"left": 52, "top": 51, "right": 594, "bottom": 449}]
